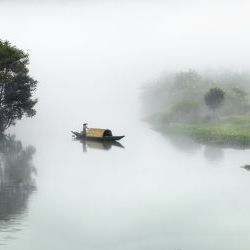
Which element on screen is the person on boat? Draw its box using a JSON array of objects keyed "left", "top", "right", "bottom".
[{"left": 82, "top": 123, "right": 88, "bottom": 136}]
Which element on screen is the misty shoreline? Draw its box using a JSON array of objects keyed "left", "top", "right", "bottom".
[{"left": 142, "top": 70, "right": 250, "bottom": 149}]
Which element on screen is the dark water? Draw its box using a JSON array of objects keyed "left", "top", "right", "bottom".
[{"left": 1, "top": 1, "right": 250, "bottom": 250}]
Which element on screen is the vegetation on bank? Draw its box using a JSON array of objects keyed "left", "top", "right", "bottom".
[
  {"left": 142, "top": 70, "right": 250, "bottom": 148},
  {"left": 155, "top": 120, "right": 250, "bottom": 148}
]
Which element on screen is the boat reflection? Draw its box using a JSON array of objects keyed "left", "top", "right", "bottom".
[
  {"left": 0, "top": 134, "right": 36, "bottom": 244},
  {"left": 74, "top": 138, "right": 125, "bottom": 152}
]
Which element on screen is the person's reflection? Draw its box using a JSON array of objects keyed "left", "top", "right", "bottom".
[
  {"left": 0, "top": 134, "right": 36, "bottom": 233},
  {"left": 81, "top": 139, "right": 87, "bottom": 153},
  {"left": 75, "top": 138, "right": 124, "bottom": 153}
]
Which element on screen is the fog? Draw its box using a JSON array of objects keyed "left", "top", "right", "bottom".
[{"left": 1, "top": 1, "right": 250, "bottom": 250}]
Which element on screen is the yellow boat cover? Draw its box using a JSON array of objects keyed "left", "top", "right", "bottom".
[{"left": 86, "top": 128, "right": 112, "bottom": 138}]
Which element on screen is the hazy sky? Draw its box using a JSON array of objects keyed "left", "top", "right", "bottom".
[{"left": 1, "top": 0, "right": 249, "bottom": 72}]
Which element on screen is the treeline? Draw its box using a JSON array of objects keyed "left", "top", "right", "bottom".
[{"left": 142, "top": 70, "right": 250, "bottom": 124}]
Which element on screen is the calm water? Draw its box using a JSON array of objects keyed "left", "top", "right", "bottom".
[{"left": 1, "top": 1, "right": 250, "bottom": 250}]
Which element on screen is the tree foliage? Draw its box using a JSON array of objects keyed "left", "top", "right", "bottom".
[
  {"left": 142, "top": 70, "right": 250, "bottom": 123},
  {"left": 0, "top": 40, "right": 37, "bottom": 132},
  {"left": 204, "top": 87, "right": 225, "bottom": 110}
]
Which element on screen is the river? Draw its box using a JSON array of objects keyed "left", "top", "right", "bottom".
[{"left": 1, "top": 1, "right": 250, "bottom": 250}]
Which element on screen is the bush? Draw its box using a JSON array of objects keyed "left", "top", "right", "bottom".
[{"left": 204, "top": 87, "right": 225, "bottom": 111}]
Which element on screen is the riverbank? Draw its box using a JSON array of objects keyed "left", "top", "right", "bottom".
[{"left": 149, "top": 115, "right": 250, "bottom": 148}]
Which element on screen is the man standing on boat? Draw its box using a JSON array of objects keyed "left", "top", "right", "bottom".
[{"left": 82, "top": 123, "right": 88, "bottom": 136}]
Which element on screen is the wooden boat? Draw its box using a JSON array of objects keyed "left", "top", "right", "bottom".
[{"left": 71, "top": 128, "right": 125, "bottom": 141}]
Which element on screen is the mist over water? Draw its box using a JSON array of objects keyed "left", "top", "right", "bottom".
[{"left": 0, "top": 1, "right": 250, "bottom": 250}]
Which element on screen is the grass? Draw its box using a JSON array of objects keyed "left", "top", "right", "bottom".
[{"left": 153, "top": 115, "right": 250, "bottom": 148}]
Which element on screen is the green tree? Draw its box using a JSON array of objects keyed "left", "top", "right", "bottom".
[
  {"left": 0, "top": 40, "right": 37, "bottom": 132},
  {"left": 204, "top": 87, "right": 225, "bottom": 111}
]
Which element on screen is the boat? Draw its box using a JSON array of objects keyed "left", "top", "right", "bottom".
[{"left": 71, "top": 128, "right": 125, "bottom": 141}]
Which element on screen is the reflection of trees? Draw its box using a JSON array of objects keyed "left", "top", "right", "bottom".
[
  {"left": 0, "top": 134, "right": 36, "bottom": 223},
  {"left": 204, "top": 146, "right": 224, "bottom": 162},
  {"left": 165, "top": 134, "right": 201, "bottom": 154}
]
